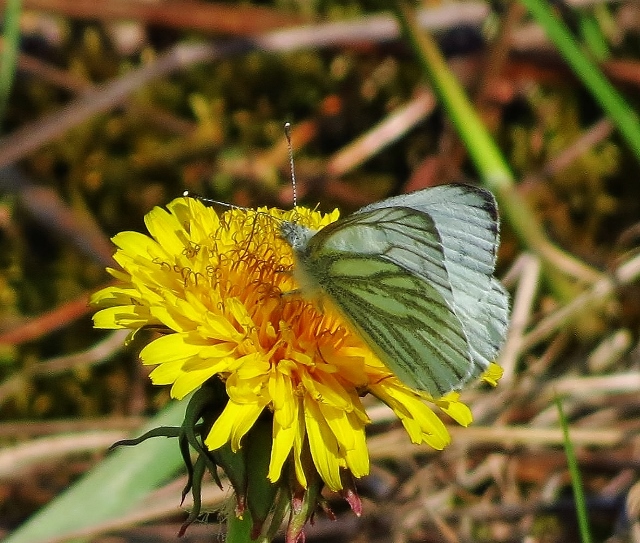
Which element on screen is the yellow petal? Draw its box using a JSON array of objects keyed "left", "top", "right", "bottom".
[
  {"left": 140, "top": 334, "right": 203, "bottom": 366},
  {"left": 344, "top": 414, "right": 369, "bottom": 478},
  {"left": 171, "top": 366, "right": 226, "bottom": 399},
  {"left": 92, "top": 306, "right": 149, "bottom": 329},
  {"left": 268, "top": 396, "right": 299, "bottom": 483},
  {"left": 144, "top": 205, "right": 188, "bottom": 255},
  {"left": 481, "top": 362, "right": 504, "bottom": 387},
  {"left": 437, "top": 397, "right": 473, "bottom": 427},
  {"left": 317, "top": 402, "right": 355, "bottom": 451},
  {"left": 206, "top": 399, "right": 267, "bottom": 452},
  {"left": 304, "top": 396, "right": 342, "bottom": 491},
  {"left": 148, "top": 359, "right": 185, "bottom": 385}
]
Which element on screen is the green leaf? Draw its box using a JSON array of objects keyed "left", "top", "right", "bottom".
[{"left": 5, "top": 399, "right": 188, "bottom": 543}]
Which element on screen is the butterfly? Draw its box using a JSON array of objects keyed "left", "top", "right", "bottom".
[{"left": 279, "top": 184, "right": 509, "bottom": 398}]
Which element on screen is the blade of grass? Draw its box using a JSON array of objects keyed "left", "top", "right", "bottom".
[
  {"left": 555, "top": 395, "right": 592, "bottom": 543},
  {"left": 578, "top": 12, "right": 610, "bottom": 61},
  {"left": 4, "top": 399, "right": 188, "bottom": 543},
  {"left": 519, "top": 0, "right": 640, "bottom": 161},
  {"left": 0, "top": 0, "right": 20, "bottom": 128}
]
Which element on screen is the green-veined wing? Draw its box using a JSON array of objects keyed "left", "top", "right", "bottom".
[
  {"left": 280, "top": 184, "right": 509, "bottom": 397},
  {"left": 357, "top": 185, "right": 509, "bottom": 372}
]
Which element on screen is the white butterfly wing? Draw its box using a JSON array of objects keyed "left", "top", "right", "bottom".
[
  {"left": 309, "top": 253, "right": 475, "bottom": 396},
  {"left": 283, "top": 206, "right": 479, "bottom": 396},
  {"left": 357, "top": 184, "right": 509, "bottom": 372}
]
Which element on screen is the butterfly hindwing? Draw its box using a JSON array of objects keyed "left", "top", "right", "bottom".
[
  {"left": 303, "top": 250, "right": 475, "bottom": 396},
  {"left": 357, "top": 185, "right": 509, "bottom": 372},
  {"left": 295, "top": 204, "right": 483, "bottom": 396}
]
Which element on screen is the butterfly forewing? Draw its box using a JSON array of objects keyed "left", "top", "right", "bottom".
[{"left": 315, "top": 206, "right": 460, "bottom": 308}]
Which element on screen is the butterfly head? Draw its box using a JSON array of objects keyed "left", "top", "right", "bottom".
[{"left": 279, "top": 220, "right": 317, "bottom": 253}]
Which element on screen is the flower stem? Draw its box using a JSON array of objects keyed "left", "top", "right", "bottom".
[{"left": 227, "top": 507, "right": 254, "bottom": 543}]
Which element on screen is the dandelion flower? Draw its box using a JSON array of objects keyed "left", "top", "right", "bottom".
[{"left": 92, "top": 195, "right": 501, "bottom": 536}]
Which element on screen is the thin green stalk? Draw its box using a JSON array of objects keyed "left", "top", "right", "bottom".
[
  {"left": 0, "top": 0, "right": 21, "bottom": 128},
  {"left": 393, "top": 1, "right": 601, "bottom": 289},
  {"left": 578, "top": 12, "right": 609, "bottom": 61},
  {"left": 520, "top": 0, "right": 640, "bottom": 161},
  {"left": 556, "top": 396, "right": 592, "bottom": 543}
]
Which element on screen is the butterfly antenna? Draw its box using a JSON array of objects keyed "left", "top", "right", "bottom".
[
  {"left": 284, "top": 122, "right": 298, "bottom": 209},
  {"left": 182, "top": 190, "right": 249, "bottom": 211}
]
